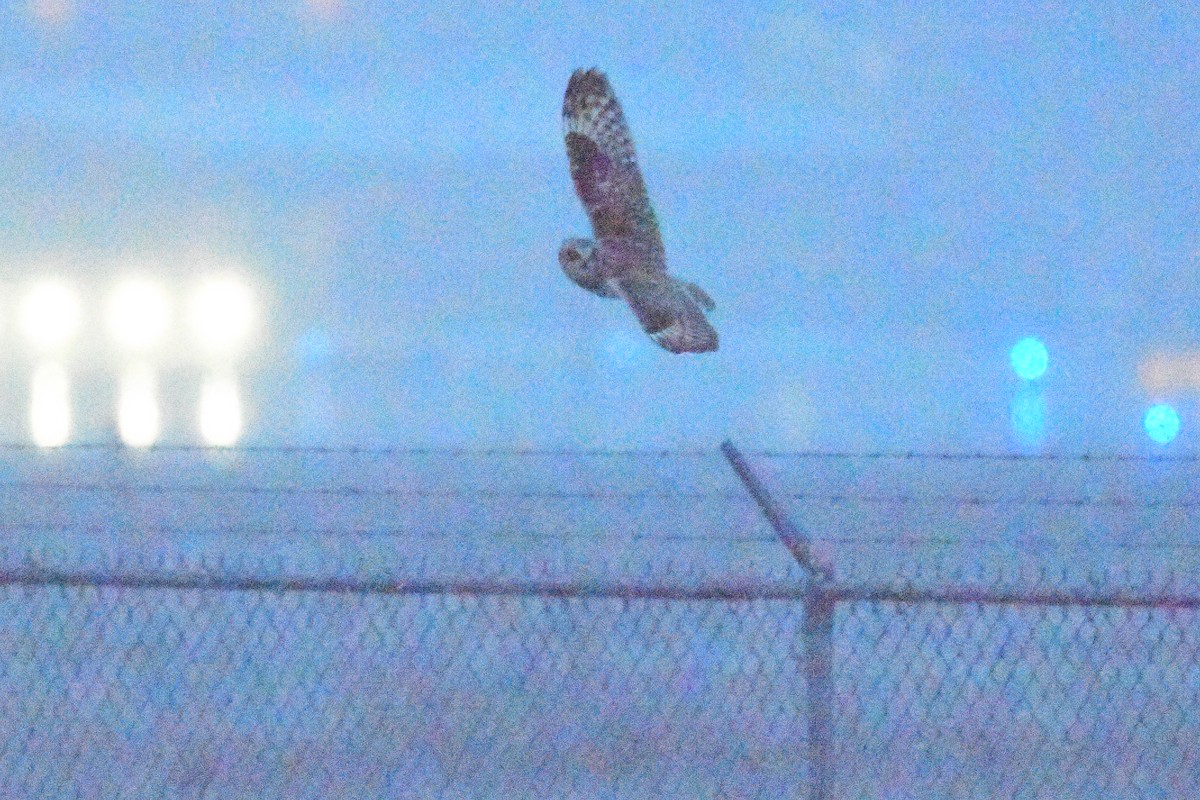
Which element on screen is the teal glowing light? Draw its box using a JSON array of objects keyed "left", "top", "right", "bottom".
[
  {"left": 1144, "top": 404, "right": 1180, "bottom": 445},
  {"left": 1010, "top": 387, "right": 1046, "bottom": 447},
  {"left": 1010, "top": 337, "right": 1048, "bottom": 381}
]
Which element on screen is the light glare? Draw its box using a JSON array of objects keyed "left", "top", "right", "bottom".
[
  {"left": 30, "top": 362, "right": 70, "bottom": 448},
  {"left": 108, "top": 280, "right": 170, "bottom": 351},
  {"left": 1139, "top": 352, "right": 1200, "bottom": 393},
  {"left": 21, "top": 281, "right": 81, "bottom": 350},
  {"left": 1010, "top": 387, "right": 1046, "bottom": 447},
  {"left": 199, "top": 374, "right": 243, "bottom": 447},
  {"left": 188, "top": 276, "right": 254, "bottom": 356},
  {"left": 117, "top": 364, "right": 161, "bottom": 448},
  {"left": 31, "top": 0, "right": 73, "bottom": 25}
]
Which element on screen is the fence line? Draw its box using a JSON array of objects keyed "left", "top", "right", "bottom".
[
  {"left": 786, "top": 491, "right": 1200, "bottom": 509},
  {"left": 0, "top": 441, "right": 718, "bottom": 457},
  {"left": 4, "top": 438, "right": 1200, "bottom": 462},
  {"left": 826, "top": 581, "right": 1200, "bottom": 610},
  {"left": 0, "top": 480, "right": 742, "bottom": 500},
  {"left": 4, "top": 560, "right": 1194, "bottom": 610},
  {"left": 8, "top": 478, "right": 1200, "bottom": 509},
  {"left": 0, "top": 566, "right": 808, "bottom": 603},
  {"left": 1, "top": 441, "right": 1197, "bottom": 798},
  {"left": 755, "top": 448, "right": 1200, "bottom": 462}
]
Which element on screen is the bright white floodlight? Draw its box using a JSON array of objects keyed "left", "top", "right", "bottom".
[
  {"left": 187, "top": 276, "right": 254, "bottom": 356},
  {"left": 199, "top": 374, "right": 243, "bottom": 447},
  {"left": 107, "top": 280, "right": 170, "bottom": 351},
  {"left": 117, "top": 364, "right": 161, "bottom": 448},
  {"left": 30, "top": 362, "right": 71, "bottom": 448},
  {"left": 21, "top": 281, "right": 81, "bottom": 351}
]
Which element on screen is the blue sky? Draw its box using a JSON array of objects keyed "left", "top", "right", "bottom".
[{"left": 0, "top": 1, "right": 1198, "bottom": 451}]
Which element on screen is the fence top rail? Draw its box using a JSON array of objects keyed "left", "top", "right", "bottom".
[
  {"left": 5, "top": 565, "right": 1200, "bottom": 609},
  {"left": 0, "top": 567, "right": 810, "bottom": 602},
  {"left": 824, "top": 581, "right": 1200, "bottom": 609}
]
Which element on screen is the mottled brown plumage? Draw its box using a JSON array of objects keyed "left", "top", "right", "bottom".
[{"left": 559, "top": 69, "right": 717, "bottom": 354}]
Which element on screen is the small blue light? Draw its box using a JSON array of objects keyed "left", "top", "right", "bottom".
[
  {"left": 1144, "top": 404, "right": 1180, "bottom": 445},
  {"left": 1010, "top": 337, "right": 1049, "bottom": 381}
]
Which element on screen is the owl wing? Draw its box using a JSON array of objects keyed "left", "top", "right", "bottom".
[
  {"left": 616, "top": 273, "right": 718, "bottom": 354},
  {"left": 563, "top": 69, "right": 664, "bottom": 262}
]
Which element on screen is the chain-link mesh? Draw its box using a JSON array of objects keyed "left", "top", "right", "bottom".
[
  {"left": 3, "top": 445, "right": 1200, "bottom": 797},
  {"left": 5, "top": 577, "right": 1197, "bottom": 798},
  {"left": 0, "top": 584, "right": 812, "bottom": 798},
  {"left": 834, "top": 600, "right": 1200, "bottom": 798}
]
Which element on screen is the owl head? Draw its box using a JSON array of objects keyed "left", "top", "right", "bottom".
[{"left": 559, "top": 237, "right": 597, "bottom": 274}]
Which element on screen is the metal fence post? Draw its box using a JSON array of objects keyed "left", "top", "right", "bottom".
[
  {"left": 802, "top": 587, "right": 835, "bottom": 800},
  {"left": 721, "top": 440, "right": 835, "bottom": 799}
]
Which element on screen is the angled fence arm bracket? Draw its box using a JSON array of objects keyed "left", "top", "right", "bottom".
[{"left": 720, "top": 440, "right": 832, "bottom": 584}]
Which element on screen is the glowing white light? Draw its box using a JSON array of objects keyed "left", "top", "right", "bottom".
[
  {"left": 107, "top": 280, "right": 170, "bottom": 351},
  {"left": 21, "top": 281, "right": 81, "bottom": 351},
  {"left": 187, "top": 276, "right": 254, "bottom": 356},
  {"left": 199, "top": 374, "right": 243, "bottom": 447},
  {"left": 30, "top": 362, "right": 70, "bottom": 448},
  {"left": 117, "top": 364, "right": 161, "bottom": 448}
]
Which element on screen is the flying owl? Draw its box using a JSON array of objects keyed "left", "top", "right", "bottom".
[{"left": 559, "top": 69, "right": 718, "bottom": 354}]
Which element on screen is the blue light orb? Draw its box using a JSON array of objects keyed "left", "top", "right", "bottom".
[
  {"left": 1144, "top": 404, "right": 1180, "bottom": 445},
  {"left": 1010, "top": 337, "right": 1048, "bottom": 381}
]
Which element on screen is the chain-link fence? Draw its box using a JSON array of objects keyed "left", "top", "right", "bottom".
[
  {"left": 0, "top": 582, "right": 814, "bottom": 798},
  {"left": 833, "top": 596, "right": 1199, "bottom": 798},
  {"left": 1, "top": 443, "right": 1198, "bottom": 797}
]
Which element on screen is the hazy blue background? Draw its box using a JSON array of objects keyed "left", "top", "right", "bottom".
[{"left": 1, "top": 1, "right": 1198, "bottom": 452}]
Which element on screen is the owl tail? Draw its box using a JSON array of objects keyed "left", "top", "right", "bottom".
[
  {"left": 683, "top": 280, "right": 715, "bottom": 312},
  {"left": 616, "top": 273, "right": 719, "bottom": 354}
]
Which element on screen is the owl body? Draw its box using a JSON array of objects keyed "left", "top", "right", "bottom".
[
  {"left": 559, "top": 69, "right": 718, "bottom": 354},
  {"left": 558, "top": 237, "right": 617, "bottom": 297}
]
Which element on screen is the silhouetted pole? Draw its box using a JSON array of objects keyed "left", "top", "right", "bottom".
[
  {"left": 721, "top": 440, "right": 834, "bottom": 800},
  {"left": 801, "top": 586, "right": 835, "bottom": 800}
]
